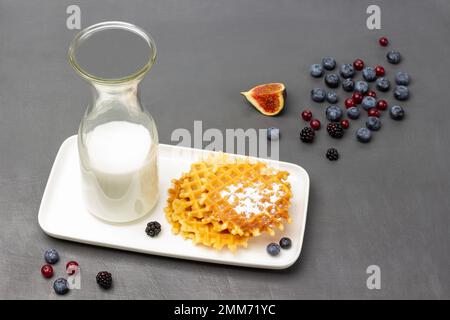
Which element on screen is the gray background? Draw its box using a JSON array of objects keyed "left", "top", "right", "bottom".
[{"left": 0, "top": 0, "right": 449, "bottom": 299}]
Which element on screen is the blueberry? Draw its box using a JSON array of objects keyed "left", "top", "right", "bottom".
[
  {"left": 325, "top": 73, "right": 340, "bottom": 88},
  {"left": 310, "top": 64, "right": 323, "bottom": 77},
  {"left": 361, "top": 96, "right": 377, "bottom": 111},
  {"left": 387, "top": 50, "right": 401, "bottom": 64},
  {"left": 390, "top": 105, "right": 405, "bottom": 120},
  {"left": 376, "top": 77, "right": 390, "bottom": 92},
  {"left": 53, "top": 278, "right": 69, "bottom": 295},
  {"left": 347, "top": 107, "right": 361, "bottom": 119},
  {"left": 340, "top": 63, "right": 355, "bottom": 79},
  {"left": 355, "top": 80, "right": 369, "bottom": 94},
  {"left": 394, "top": 85, "right": 409, "bottom": 101},
  {"left": 326, "top": 92, "right": 339, "bottom": 104},
  {"left": 279, "top": 237, "right": 292, "bottom": 249},
  {"left": 366, "top": 116, "right": 382, "bottom": 131},
  {"left": 342, "top": 78, "right": 355, "bottom": 92},
  {"left": 395, "top": 72, "right": 410, "bottom": 85},
  {"left": 44, "top": 249, "right": 59, "bottom": 264},
  {"left": 311, "top": 88, "right": 326, "bottom": 102},
  {"left": 326, "top": 105, "right": 343, "bottom": 122},
  {"left": 362, "top": 67, "right": 377, "bottom": 82},
  {"left": 267, "top": 127, "right": 280, "bottom": 141},
  {"left": 356, "top": 127, "right": 372, "bottom": 143},
  {"left": 266, "top": 243, "right": 281, "bottom": 256},
  {"left": 322, "top": 57, "right": 336, "bottom": 70}
]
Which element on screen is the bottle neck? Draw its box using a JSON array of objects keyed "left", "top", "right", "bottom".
[{"left": 91, "top": 80, "right": 142, "bottom": 112}]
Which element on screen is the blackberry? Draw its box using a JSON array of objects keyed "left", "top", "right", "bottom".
[
  {"left": 326, "top": 148, "right": 339, "bottom": 161},
  {"left": 326, "top": 122, "right": 344, "bottom": 139},
  {"left": 96, "top": 271, "right": 113, "bottom": 289},
  {"left": 145, "top": 221, "right": 161, "bottom": 237},
  {"left": 300, "top": 127, "right": 315, "bottom": 143}
]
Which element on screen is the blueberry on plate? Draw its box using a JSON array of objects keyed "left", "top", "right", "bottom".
[
  {"left": 356, "top": 127, "right": 372, "bottom": 143},
  {"left": 267, "top": 243, "right": 281, "bottom": 256},
  {"left": 361, "top": 96, "right": 377, "bottom": 111},
  {"left": 355, "top": 80, "right": 369, "bottom": 94},
  {"left": 326, "top": 105, "right": 343, "bottom": 122},
  {"left": 362, "top": 67, "right": 377, "bottom": 82},
  {"left": 340, "top": 63, "right": 355, "bottom": 79},
  {"left": 310, "top": 64, "right": 323, "bottom": 77},
  {"left": 342, "top": 78, "right": 355, "bottom": 92},
  {"left": 325, "top": 73, "right": 340, "bottom": 88},
  {"left": 279, "top": 237, "right": 292, "bottom": 249},
  {"left": 366, "top": 116, "right": 382, "bottom": 131},
  {"left": 387, "top": 50, "right": 401, "bottom": 64},
  {"left": 376, "top": 77, "right": 391, "bottom": 92},
  {"left": 322, "top": 57, "right": 336, "bottom": 70},
  {"left": 326, "top": 91, "right": 339, "bottom": 104},
  {"left": 311, "top": 88, "right": 326, "bottom": 102},
  {"left": 53, "top": 278, "right": 69, "bottom": 295},
  {"left": 394, "top": 85, "right": 409, "bottom": 101},
  {"left": 390, "top": 105, "right": 405, "bottom": 120},
  {"left": 347, "top": 107, "right": 361, "bottom": 119},
  {"left": 395, "top": 72, "right": 410, "bottom": 85},
  {"left": 44, "top": 249, "right": 60, "bottom": 265},
  {"left": 267, "top": 127, "right": 280, "bottom": 141}
]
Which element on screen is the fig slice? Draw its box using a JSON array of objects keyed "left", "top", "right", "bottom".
[{"left": 241, "top": 83, "right": 286, "bottom": 116}]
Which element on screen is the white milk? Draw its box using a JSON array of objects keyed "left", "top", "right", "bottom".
[{"left": 80, "top": 121, "right": 159, "bottom": 222}]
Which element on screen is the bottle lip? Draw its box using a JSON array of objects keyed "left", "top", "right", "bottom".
[{"left": 68, "top": 21, "right": 157, "bottom": 84}]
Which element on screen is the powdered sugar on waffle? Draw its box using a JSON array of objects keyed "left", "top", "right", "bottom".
[{"left": 220, "top": 182, "right": 286, "bottom": 217}]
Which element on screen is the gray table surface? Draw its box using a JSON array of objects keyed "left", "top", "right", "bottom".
[{"left": 1, "top": 0, "right": 449, "bottom": 299}]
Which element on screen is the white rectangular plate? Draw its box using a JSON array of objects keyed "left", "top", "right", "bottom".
[{"left": 38, "top": 135, "right": 309, "bottom": 269}]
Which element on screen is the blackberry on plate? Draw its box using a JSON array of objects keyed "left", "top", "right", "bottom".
[
  {"left": 394, "top": 85, "right": 409, "bottom": 101},
  {"left": 366, "top": 116, "right": 382, "bottom": 131},
  {"left": 326, "top": 148, "right": 339, "bottom": 161},
  {"left": 44, "top": 249, "right": 59, "bottom": 265},
  {"left": 361, "top": 96, "right": 377, "bottom": 111},
  {"left": 387, "top": 50, "right": 401, "bottom": 64},
  {"left": 347, "top": 107, "right": 360, "bottom": 119},
  {"left": 362, "top": 67, "right": 377, "bottom": 82},
  {"left": 390, "top": 105, "right": 405, "bottom": 120},
  {"left": 326, "top": 105, "right": 343, "bottom": 122},
  {"left": 267, "top": 127, "right": 280, "bottom": 141},
  {"left": 356, "top": 127, "right": 372, "bottom": 143},
  {"left": 300, "top": 127, "right": 315, "bottom": 143},
  {"left": 355, "top": 80, "right": 369, "bottom": 94},
  {"left": 327, "top": 122, "right": 344, "bottom": 139},
  {"left": 395, "top": 72, "right": 410, "bottom": 86},
  {"left": 267, "top": 243, "right": 281, "bottom": 256},
  {"left": 322, "top": 57, "right": 336, "bottom": 70},
  {"left": 96, "top": 271, "right": 113, "bottom": 289},
  {"left": 279, "top": 237, "right": 292, "bottom": 249},
  {"left": 310, "top": 64, "right": 323, "bottom": 77},
  {"left": 342, "top": 78, "right": 355, "bottom": 92},
  {"left": 340, "top": 63, "right": 355, "bottom": 79},
  {"left": 311, "top": 88, "right": 326, "bottom": 102},
  {"left": 326, "top": 91, "right": 339, "bottom": 104},
  {"left": 53, "top": 278, "right": 69, "bottom": 295},
  {"left": 325, "top": 73, "right": 340, "bottom": 88},
  {"left": 376, "top": 77, "right": 390, "bottom": 92},
  {"left": 145, "top": 221, "right": 161, "bottom": 237}
]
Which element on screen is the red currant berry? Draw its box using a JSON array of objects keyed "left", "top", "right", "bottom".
[
  {"left": 375, "top": 65, "right": 385, "bottom": 77},
  {"left": 301, "top": 110, "right": 313, "bottom": 121},
  {"left": 66, "top": 261, "right": 79, "bottom": 275},
  {"left": 353, "top": 59, "right": 364, "bottom": 71},
  {"left": 379, "top": 37, "right": 389, "bottom": 47},
  {"left": 368, "top": 108, "right": 380, "bottom": 117},
  {"left": 376, "top": 99, "right": 388, "bottom": 111},
  {"left": 41, "top": 264, "right": 54, "bottom": 278},
  {"left": 310, "top": 119, "right": 321, "bottom": 130},
  {"left": 366, "top": 90, "right": 377, "bottom": 98},
  {"left": 340, "top": 119, "right": 350, "bottom": 129},
  {"left": 345, "top": 98, "right": 355, "bottom": 109},
  {"left": 352, "top": 92, "right": 363, "bottom": 104}
]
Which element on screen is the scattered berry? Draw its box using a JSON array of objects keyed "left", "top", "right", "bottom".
[
  {"left": 345, "top": 98, "right": 355, "bottom": 109},
  {"left": 347, "top": 107, "right": 361, "bottom": 119},
  {"left": 352, "top": 92, "right": 363, "bottom": 104},
  {"left": 279, "top": 237, "right": 292, "bottom": 249},
  {"left": 66, "top": 261, "right": 79, "bottom": 275},
  {"left": 311, "top": 88, "right": 326, "bottom": 102},
  {"left": 366, "top": 116, "right": 382, "bottom": 131},
  {"left": 366, "top": 90, "right": 377, "bottom": 98},
  {"left": 362, "top": 67, "right": 377, "bottom": 82},
  {"left": 326, "top": 148, "right": 339, "bottom": 161},
  {"left": 325, "top": 73, "right": 340, "bottom": 88},
  {"left": 310, "top": 119, "right": 321, "bottom": 130},
  {"left": 356, "top": 127, "right": 372, "bottom": 143},
  {"left": 376, "top": 77, "right": 390, "bottom": 92},
  {"left": 326, "top": 92, "right": 339, "bottom": 104},
  {"left": 390, "top": 105, "right": 405, "bottom": 120},
  {"left": 342, "top": 78, "right": 355, "bottom": 92},
  {"left": 340, "top": 63, "right": 355, "bottom": 79},
  {"left": 375, "top": 65, "right": 385, "bottom": 77},
  {"left": 301, "top": 110, "right": 313, "bottom": 121},
  {"left": 376, "top": 99, "right": 388, "bottom": 111},
  {"left": 310, "top": 64, "right": 324, "bottom": 77},
  {"left": 387, "top": 50, "right": 401, "bottom": 64},
  {"left": 361, "top": 96, "right": 377, "bottom": 111},
  {"left": 322, "top": 57, "right": 336, "bottom": 70},
  {"left": 145, "top": 221, "right": 162, "bottom": 237},
  {"left": 44, "top": 249, "right": 59, "bottom": 265},
  {"left": 267, "top": 127, "right": 280, "bottom": 141},
  {"left": 326, "top": 105, "right": 344, "bottom": 122},
  {"left": 395, "top": 71, "right": 410, "bottom": 86},
  {"left": 41, "top": 264, "right": 54, "bottom": 278},
  {"left": 355, "top": 80, "right": 369, "bottom": 94},
  {"left": 394, "top": 85, "right": 409, "bottom": 101},
  {"left": 368, "top": 108, "right": 380, "bottom": 117},
  {"left": 327, "top": 122, "right": 345, "bottom": 139},
  {"left": 300, "top": 127, "right": 315, "bottom": 143},
  {"left": 96, "top": 271, "right": 113, "bottom": 289},
  {"left": 53, "top": 278, "right": 69, "bottom": 295},
  {"left": 353, "top": 59, "right": 364, "bottom": 71},
  {"left": 267, "top": 243, "right": 281, "bottom": 256},
  {"left": 340, "top": 119, "right": 350, "bottom": 129},
  {"left": 379, "top": 37, "right": 389, "bottom": 47}
]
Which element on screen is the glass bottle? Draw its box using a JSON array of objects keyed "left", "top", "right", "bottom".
[{"left": 69, "top": 21, "right": 159, "bottom": 223}]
